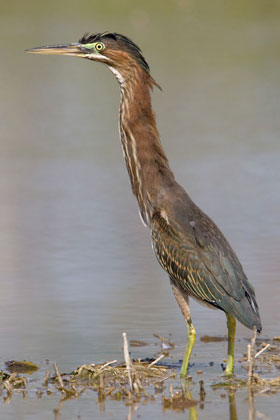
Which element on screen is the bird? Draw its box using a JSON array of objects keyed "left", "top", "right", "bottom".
[{"left": 27, "top": 32, "right": 262, "bottom": 376}]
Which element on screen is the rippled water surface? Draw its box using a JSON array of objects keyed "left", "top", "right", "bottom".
[{"left": 0, "top": 1, "right": 280, "bottom": 418}]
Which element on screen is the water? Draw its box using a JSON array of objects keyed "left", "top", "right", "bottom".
[{"left": 0, "top": 0, "right": 280, "bottom": 418}]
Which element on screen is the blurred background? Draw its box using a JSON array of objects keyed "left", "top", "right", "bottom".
[{"left": 0, "top": 1, "right": 279, "bottom": 415}]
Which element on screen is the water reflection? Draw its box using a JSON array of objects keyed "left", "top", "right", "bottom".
[
  {"left": 160, "top": 387, "right": 254, "bottom": 420},
  {"left": 187, "top": 391, "right": 198, "bottom": 420},
  {"left": 229, "top": 391, "right": 238, "bottom": 420}
]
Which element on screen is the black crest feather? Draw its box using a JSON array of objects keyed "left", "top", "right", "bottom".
[{"left": 79, "top": 32, "right": 150, "bottom": 73}]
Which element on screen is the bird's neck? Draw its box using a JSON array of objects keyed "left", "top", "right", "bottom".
[{"left": 110, "top": 65, "right": 175, "bottom": 226}]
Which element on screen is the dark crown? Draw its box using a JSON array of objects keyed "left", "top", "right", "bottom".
[{"left": 79, "top": 32, "right": 150, "bottom": 73}]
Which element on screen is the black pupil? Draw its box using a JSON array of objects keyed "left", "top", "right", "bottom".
[{"left": 97, "top": 44, "right": 102, "bottom": 50}]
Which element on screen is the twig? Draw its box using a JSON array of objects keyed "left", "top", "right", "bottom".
[
  {"left": 255, "top": 344, "right": 270, "bottom": 359},
  {"left": 123, "top": 332, "right": 133, "bottom": 392},
  {"left": 76, "top": 363, "right": 95, "bottom": 376},
  {"left": 53, "top": 399, "right": 64, "bottom": 420},
  {"left": 8, "top": 373, "right": 17, "bottom": 382},
  {"left": 169, "top": 384, "right": 174, "bottom": 397},
  {"left": 97, "top": 360, "right": 117, "bottom": 372},
  {"left": 255, "top": 387, "right": 271, "bottom": 396},
  {"left": 3, "top": 373, "right": 18, "bottom": 396},
  {"left": 247, "top": 327, "right": 258, "bottom": 420},
  {"left": 127, "top": 403, "right": 137, "bottom": 420},
  {"left": 54, "top": 363, "right": 64, "bottom": 389},
  {"left": 199, "top": 380, "right": 206, "bottom": 401},
  {"left": 3, "top": 380, "right": 13, "bottom": 394},
  {"left": 91, "top": 359, "right": 118, "bottom": 380},
  {"left": 148, "top": 354, "right": 165, "bottom": 368},
  {"left": 247, "top": 327, "right": 257, "bottom": 385},
  {"left": 248, "top": 387, "right": 256, "bottom": 420},
  {"left": 42, "top": 370, "right": 50, "bottom": 387}
]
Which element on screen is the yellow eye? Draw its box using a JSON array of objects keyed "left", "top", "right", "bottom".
[{"left": 95, "top": 42, "right": 105, "bottom": 52}]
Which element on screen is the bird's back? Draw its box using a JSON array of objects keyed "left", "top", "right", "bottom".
[{"left": 151, "top": 182, "right": 262, "bottom": 332}]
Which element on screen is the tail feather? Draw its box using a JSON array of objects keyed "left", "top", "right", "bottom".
[{"left": 222, "top": 292, "right": 262, "bottom": 333}]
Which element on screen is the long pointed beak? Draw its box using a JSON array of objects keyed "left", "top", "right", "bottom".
[{"left": 26, "top": 43, "right": 87, "bottom": 57}]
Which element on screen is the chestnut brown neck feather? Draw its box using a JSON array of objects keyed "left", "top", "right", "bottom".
[{"left": 111, "top": 62, "right": 175, "bottom": 226}]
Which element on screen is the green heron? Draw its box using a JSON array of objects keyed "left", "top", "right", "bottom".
[{"left": 27, "top": 32, "right": 262, "bottom": 376}]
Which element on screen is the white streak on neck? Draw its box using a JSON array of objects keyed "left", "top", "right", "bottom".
[
  {"left": 139, "top": 210, "right": 147, "bottom": 228},
  {"left": 108, "top": 66, "right": 126, "bottom": 87}
]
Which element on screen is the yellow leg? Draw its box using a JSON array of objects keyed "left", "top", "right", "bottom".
[
  {"left": 180, "top": 321, "right": 196, "bottom": 376},
  {"left": 169, "top": 282, "right": 195, "bottom": 377},
  {"left": 225, "top": 313, "right": 236, "bottom": 376},
  {"left": 186, "top": 392, "right": 198, "bottom": 420}
]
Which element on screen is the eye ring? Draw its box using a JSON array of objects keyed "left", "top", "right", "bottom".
[{"left": 95, "top": 42, "right": 105, "bottom": 52}]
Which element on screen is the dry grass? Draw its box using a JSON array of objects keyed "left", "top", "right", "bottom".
[
  {"left": 1, "top": 333, "right": 280, "bottom": 409},
  {"left": 69, "top": 359, "right": 175, "bottom": 403}
]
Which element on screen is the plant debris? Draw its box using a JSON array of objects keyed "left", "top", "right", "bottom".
[
  {"left": 129, "top": 340, "right": 148, "bottom": 347},
  {"left": 200, "top": 335, "right": 227, "bottom": 343},
  {"left": 162, "top": 388, "right": 198, "bottom": 412},
  {"left": 0, "top": 370, "right": 27, "bottom": 403},
  {"left": 5, "top": 360, "right": 39, "bottom": 374},
  {"left": 153, "top": 333, "right": 175, "bottom": 350},
  {"left": 1, "top": 334, "right": 280, "bottom": 407},
  {"left": 70, "top": 359, "right": 175, "bottom": 402}
]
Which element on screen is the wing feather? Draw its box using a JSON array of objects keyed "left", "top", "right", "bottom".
[{"left": 150, "top": 208, "right": 261, "bottom": 331}]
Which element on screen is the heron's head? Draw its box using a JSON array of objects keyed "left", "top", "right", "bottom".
[{"left": 27, "top": 32, "right": 159, "bottom": 89}]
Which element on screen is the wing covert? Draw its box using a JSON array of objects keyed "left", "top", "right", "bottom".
[{"left": 150, "top": 208, "right": 255, "bottom": 312}]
